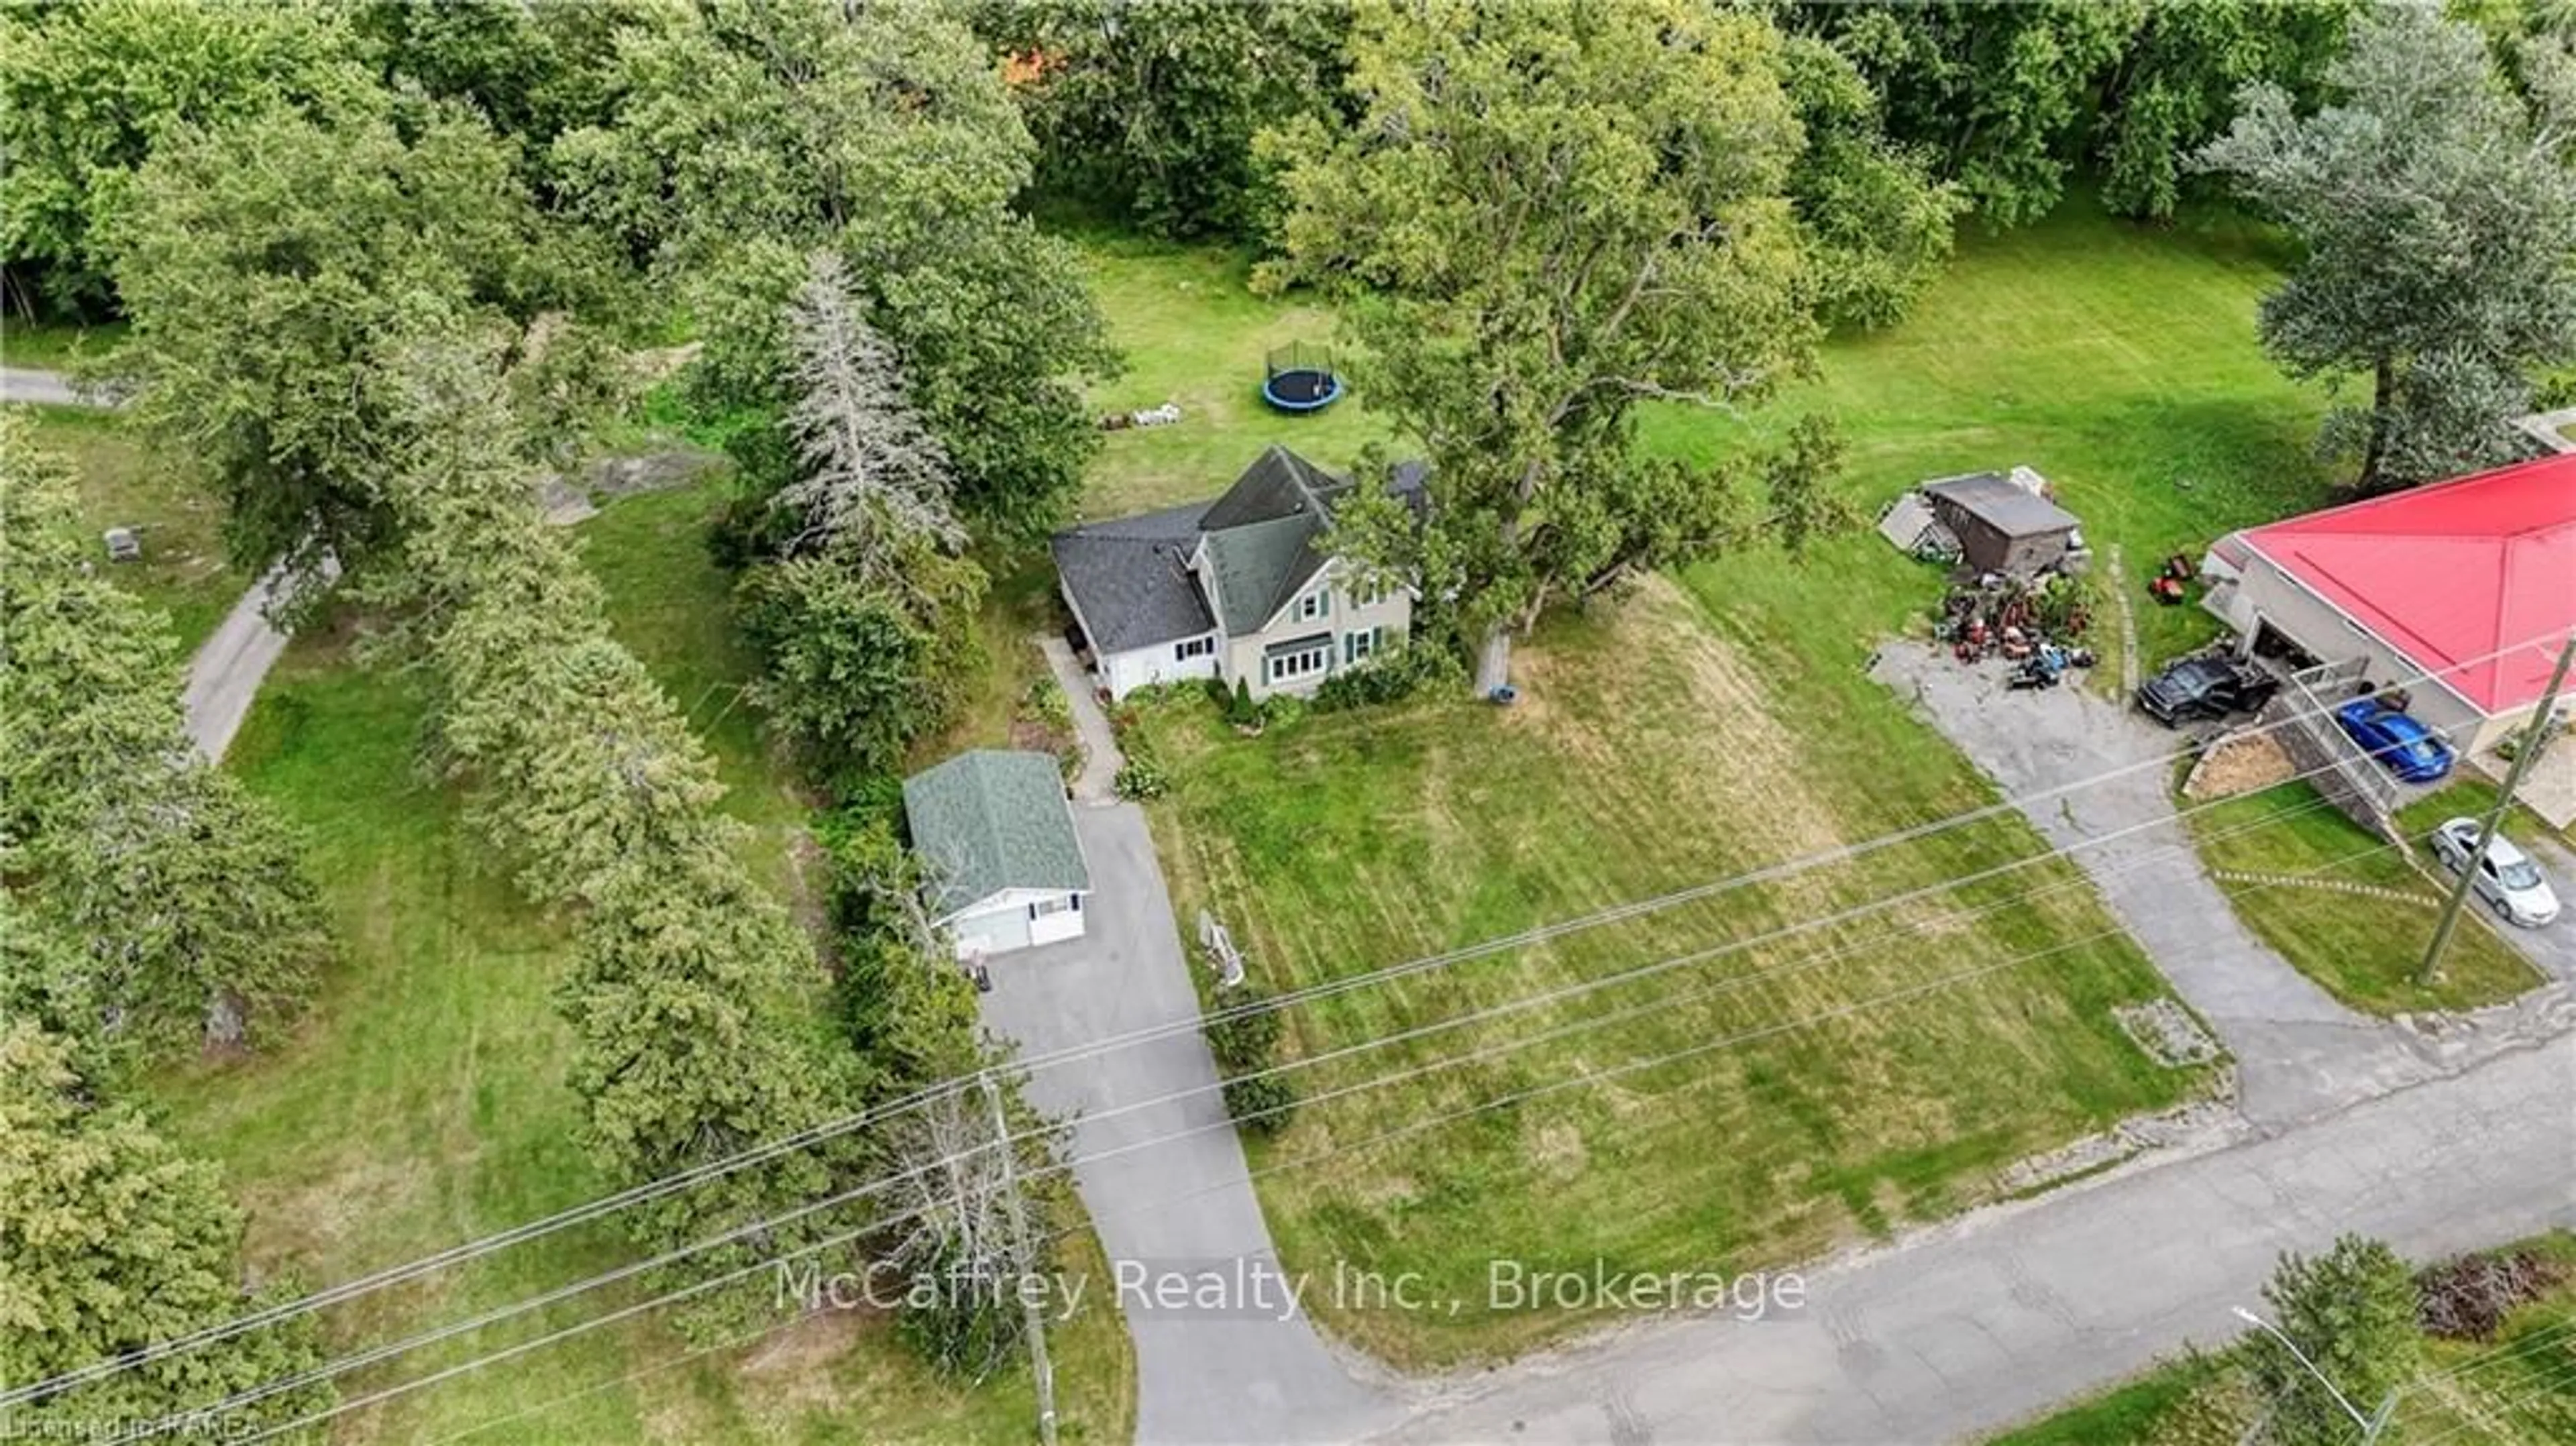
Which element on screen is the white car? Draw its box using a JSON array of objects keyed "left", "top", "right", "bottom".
[{"left": 2430, "top": 818, "right": 2562, "bottom": 928}]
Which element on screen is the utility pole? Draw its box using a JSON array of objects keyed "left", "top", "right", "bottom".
[
  {"left": 2418, "top": 632, "right": 2576, "bottom": 985},
  {"left": 979, "top": 1072, "right": 1057, "bottom": 1446}
]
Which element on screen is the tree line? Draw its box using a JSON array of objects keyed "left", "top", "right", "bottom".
[
  {"left": 2, "top": 0, "right": 1086, "bottom": 1420},
  {"left": 7, "top": 0, "right": 2575, "bottom": 1424}
]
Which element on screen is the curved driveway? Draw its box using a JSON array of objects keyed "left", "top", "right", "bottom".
[{"left": 977, "top": 802, "right": 1398, "bottom": 1445}]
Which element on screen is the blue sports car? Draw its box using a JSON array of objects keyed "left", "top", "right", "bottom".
[{"left": 2332, "top": 700, "right": 2455, "bottom": 783}]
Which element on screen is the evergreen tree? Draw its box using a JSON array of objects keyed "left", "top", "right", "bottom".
[
  {"left": 107, "top": 98, "right": 614, "bottom": 600},
  {"left": 554, "top": 0, "right": 1116, "bottom": 540},
  {"left": 0, "top": 421, "right": 329, "bottom": 1058},
  {"left": 0, "top": 1007, "right": 331, "bottom": 1437},
  {"left": 737, "top": 253, "right": 986, "bottom": 787},
  {"left": 372, "top": 340, "right": 861, "bottom": 1338},
  {"left": 2196, "top": 5, "right": 2576, "bottom": 488}
]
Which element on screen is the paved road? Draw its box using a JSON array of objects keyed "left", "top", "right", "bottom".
[
  {"left": 1, "top": 365, "right": 112, "bottom": 408},
  {"left": 1871, "top": 643, "right": 2510, "bottom": 1125},
  {"left": 978, "top": 805, "right": 1397, "bottom": 1445},
  {"left": 1383, "top": 1034, "right": 2576, "bottom": 1445},
  {"left": 182, "top": 564, "right": 306, "bottom": 761},
  {"left": 2483, "top": 830, "right": 2576, "bottom": 988}
]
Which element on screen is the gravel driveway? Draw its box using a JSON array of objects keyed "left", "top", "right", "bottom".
[{"left": 1869, "top": 642, "right": 2453, "bottom": 1126}]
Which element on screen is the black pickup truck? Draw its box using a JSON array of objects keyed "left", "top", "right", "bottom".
[{"left": 2135, "top": 655, "right": 2278, "bottom": 726}]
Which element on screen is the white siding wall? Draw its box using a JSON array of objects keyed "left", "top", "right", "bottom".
[
  {"left": 2222, "top": 557, "right": 2509, "bottom": 754},
  {"left": 1227, "top": 567, "right": 1416, "bottom": 701},
  {"left": 1100, "top": 636, "right": 1221, "bottom": 700},
  {"left": 943, "top": 887, "right": 1089, "bottom": 959}
]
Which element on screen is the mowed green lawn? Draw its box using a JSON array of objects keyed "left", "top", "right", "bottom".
[
  {"left": 1136, "top": 579, "right": 2208, "bottom": 1367},
  {"left": 13, "top": 402, "right": 243, "bottom": 652},
  {"left": 1071, "top": 227, "right": 1395, "bottom": 523},
  {"left": 1090, "top": 197, "right": 2362, "bottom": 1366},
  {"left": 2186, "top": 783, "right": 2538, "bottom": 1014},
  {"left": 157, "top": 482, "right": 1132, "bottom": 1445}
]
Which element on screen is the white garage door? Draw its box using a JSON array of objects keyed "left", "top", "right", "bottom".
[
  {"left": 954, "top": 905, "right": 1032, "bottom": 958},
  {"left": 1028, "top": 893, "right": 1086, "bottom": 947}
]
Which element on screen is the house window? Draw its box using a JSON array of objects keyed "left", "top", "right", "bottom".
[
  {"left": 1029, "top": 895, "right": 1079, "bottom": 920},
  {"left": 1174, "top": 636, "right": 1215, "bottom": 661},
  {"left": 1343, "top": 627, "right": 1384, "bottom": 666},
  {"left": 1349, "top": 579, "right": 1385, "bottom": 609},
  {"left": 1292, "top": 589, "right": 1330, "bottom": 623},
  {"left": 1269, "top": 643, "right": 1330, "bottom": 684}
]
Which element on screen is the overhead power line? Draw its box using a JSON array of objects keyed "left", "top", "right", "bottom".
[
  {"left": 141, "top": 785, "right": 2357, "bottom": 1429},
  {"left": 200, "top": 822, "right": 2406, "bottom": 1444},
  {"left": 26, "top": 624, "right": 2555, "bottom": 1412}
]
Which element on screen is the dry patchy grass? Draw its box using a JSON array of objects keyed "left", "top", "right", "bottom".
[{"left": 1138, "top": 579, "right": 2207, "bottom": 1367}]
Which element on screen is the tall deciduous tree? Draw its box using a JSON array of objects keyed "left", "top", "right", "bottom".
[
  {"left": 1796, "top": 1, "right": 2141, "bottom": 228},
  {"left": 2244, "top": 1235, "right": 2420, "bottom": 1446},
  {"left": 107, "top": 100, "right": 602, "bottom": 600},
  {"left": 0, "top": 1008, "right": 331, "bottom": 1435},
  {"left": 0, "top": 421, "right": 329, "bottom": 1058},
  {"left": 553, "top": 0, "right": 1116, "bottom": 540},
  {"left": 0, "top": 0, "right": 378, "bottom": 316},
  {"left": 1778, "top": 34, "right": 1964, "bottom": 330},
  {"left": 988, "top": 0, "right": 1350, "bottom": 241},
  {"left": 2092, "top": 0, "right": 2357, "bottom": 222},
  {"left": 350, "top": 0, "right": 643, "bottom": 154},
  {"left": 1264, "top": 0, "right": 1847, "bottom": 694},
  {"left": 2195, "top": 5, "right": 2576, "bottom": 488}
]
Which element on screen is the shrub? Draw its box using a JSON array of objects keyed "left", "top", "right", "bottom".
[
  {"left": 2416, "top": 1249, "right": 2571, "bottom": 1341},
  {"left": 1311, "top": 641, "right": 1465, "bottom": 712},
  {"left": 1202, "top": 674, "right": 1232, "bottom": 710},
  {"left": 1204, "top": 992, "right": 1285, "bottom": 1072},
  {"left": 1258, "top": 693, "right": 1306, "bottom": 729},
  {"left": 1114, "top": 755, "right": 1169, "bottom": 800},
  {"left": 1221, "top": 1072, "right": 1298, "bottom": 1136},
  {"left": 1228, "top": 677, "right": 1258, "bottom": 727},
  {"left": 1019, "top": 675, "right": 1072, "bottom": 731}
]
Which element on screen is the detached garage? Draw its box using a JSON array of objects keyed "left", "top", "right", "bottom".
[{"left": 902, "top": 750, "right": 1091, "bottom": 960}]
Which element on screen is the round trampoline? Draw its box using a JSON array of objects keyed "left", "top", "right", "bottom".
[{"left": 1261, "top": 342, "right": 1344, "bottom": 414}]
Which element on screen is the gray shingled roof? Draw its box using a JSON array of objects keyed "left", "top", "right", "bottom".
[
  {"left": 1199, "top": 445, "right": 1338, "bottom": 529},
  {"left": 1921, "top": 472, "right": 2080, "bottom": 538},
  {"left": 1052, "top": 447, "right": 1426, "bottom": 654},
  {"left": 1204, "top": 512, "right": 1330, "bottom": 636},
  {"left": 1050, "top": 500, "right": 1216, "bottom": 653},
  {"left": 902, "top": 750, "right": 1089, "bottom": 917}
]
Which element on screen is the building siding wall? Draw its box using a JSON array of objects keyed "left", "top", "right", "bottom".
[
  {"left": 1226, "top": 569, "right": 1415, "bottom": 701},
  {"left": 1101, "top": 637, "right": 1221, "bottom": 699},
  {"left": 943, "top": 887, "right": 1089, "bottom": 958},
  {"left": 2219, "top": 557, "right": 2510, "bottom": 754}
]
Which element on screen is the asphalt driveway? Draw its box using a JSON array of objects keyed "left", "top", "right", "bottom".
[
  {"left": 977, "top": 803, "right": 1397, "bottom": 1445},
  {"left": 1870, "top": 643, "right": 2455, "bottom": 1126}
]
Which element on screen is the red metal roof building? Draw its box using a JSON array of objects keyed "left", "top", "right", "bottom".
[{"left": 2208, "top": 451, "right": 2576, "bottom": 762}]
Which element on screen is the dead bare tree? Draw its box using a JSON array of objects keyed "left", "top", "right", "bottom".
[
  {"left": 777, "top": 249, "right": 965, "bottom": 577},
  {"left": 875, "top": 1080, "right": 1040, "bottom": 1380}
]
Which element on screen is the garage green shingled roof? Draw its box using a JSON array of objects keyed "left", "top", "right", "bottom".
[{"left": 902, "top": 750, "right": 1090, "bottom": 917}]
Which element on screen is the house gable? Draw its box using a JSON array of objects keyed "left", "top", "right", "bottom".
[{"left": 1052, "top": 446, "right": 1426, "bottom": 697}]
